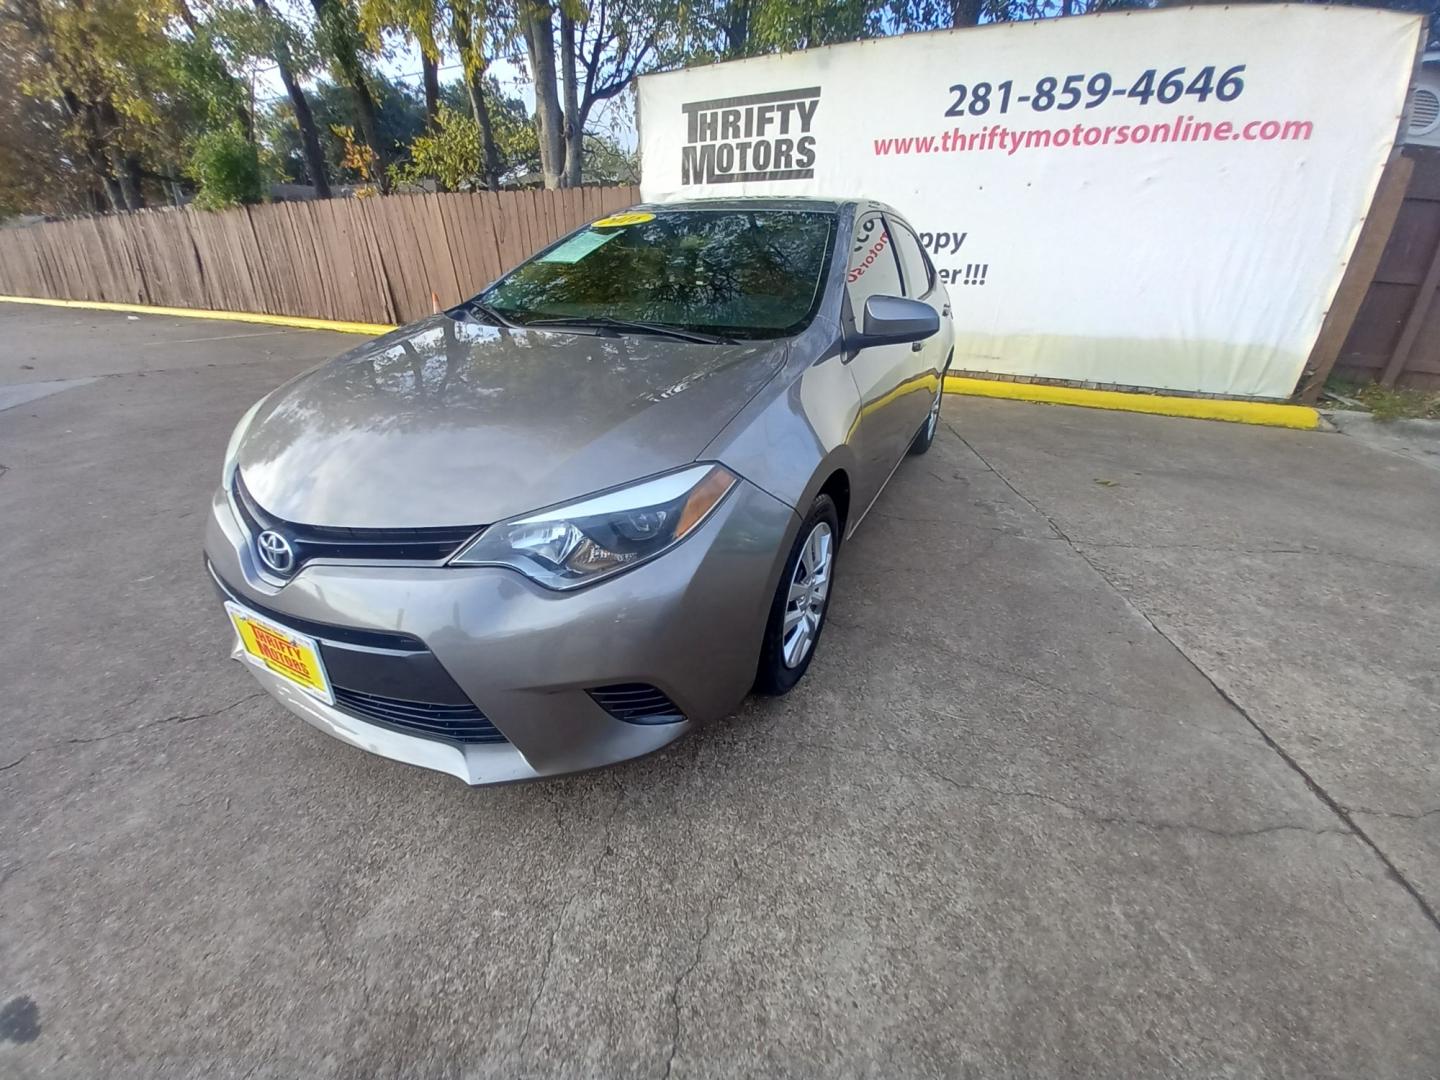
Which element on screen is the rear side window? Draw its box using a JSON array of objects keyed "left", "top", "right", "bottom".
[
  {"left": 889, "top": 220, "right": 934, "bottom": 298},
  {"left": 846, "top": 214, "right": 904, "bottom": 315}
]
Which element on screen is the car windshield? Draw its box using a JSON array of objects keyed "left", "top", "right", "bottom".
[{"left": 480, "top": 208, "right": 836, "bottom": 340}]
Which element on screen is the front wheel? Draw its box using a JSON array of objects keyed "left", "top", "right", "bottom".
[{"left": 754, "top": 495, "right": 840, "bottom": 696}]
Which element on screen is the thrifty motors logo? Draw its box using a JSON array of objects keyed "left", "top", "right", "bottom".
[{"left": 680, "top": 87, "right": 820, "bottom": 185}]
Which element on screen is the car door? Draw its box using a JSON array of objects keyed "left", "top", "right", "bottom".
[
  {"left": 843, "top": 212, "right": 922, "bottom": 517},
  {"left": 887, "top": 214, "right": 953, "bottom": 410}
]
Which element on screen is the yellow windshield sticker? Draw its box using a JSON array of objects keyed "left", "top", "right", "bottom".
[{"left": 591, "top": 211, "right": 656, "bottom": 229}]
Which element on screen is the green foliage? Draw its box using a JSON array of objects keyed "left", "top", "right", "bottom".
[
  {"left": 439, "top": 77, "right": 538, "bottom": 180},
  {"left": 748, "top": 0, "right": 885, "bottom": 52},
  {"left": 388, "top": 87, "right": 547, "bottom": 189},
  {"left": 581, "top": 133, "right": 639, "bottom": 184},
  {"left": 390, "top": 104, "right": 483, "bottom": 189},
  {"left": 187, "top": 125, "right": 264, "bottom": 208},
  {"left": 358, "top": 0, "right": 441, "bottom": 58},
  {"left": 313, "top": 0, "right": 375, "bottom": 88},
  {"left": 263, "top": 73, "right": 428, "bottom": 184},
  {"left": 204, "top": 3, "right": 320, "bottom": 75},
  {"left": 1327, "top": 377, "right": 1440, "bottom": 423},
  {"left": 166, "top": 35, "right": 248, "bottom": 132}
]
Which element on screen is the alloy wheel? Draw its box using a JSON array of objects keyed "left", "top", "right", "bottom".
[{"left": 782, "top": 521, "right": 834, "bottom": 668}]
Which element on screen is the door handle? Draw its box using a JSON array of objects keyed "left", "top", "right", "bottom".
[
  {"left": 910, "top": 341, "right": 924, "bottom": 352},
  {"left": 942, "top": 305, "right": 952, "bottom": 317}
]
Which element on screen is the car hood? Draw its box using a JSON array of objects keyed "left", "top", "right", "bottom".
[{"left": 234, "top": 316, "right": 786, "bottom": 528}]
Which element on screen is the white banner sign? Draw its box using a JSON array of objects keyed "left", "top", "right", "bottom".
[{"left": 638, "top": 5, "right": 1421, "bottom": 399}]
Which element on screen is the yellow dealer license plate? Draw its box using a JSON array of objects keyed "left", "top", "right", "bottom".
[{"left": 225, "top": 601, "right": 334, "bottom": 704}]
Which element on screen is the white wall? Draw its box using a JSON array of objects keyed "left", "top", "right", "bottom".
[{"left": 639, "top": 6, "right": 1421, "bottom": 399}]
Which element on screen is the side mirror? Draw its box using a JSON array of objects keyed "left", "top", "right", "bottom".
[{"left": 853, "top": 295, "right": 940, "bottom": 349}]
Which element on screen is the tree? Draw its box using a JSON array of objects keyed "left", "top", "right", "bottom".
[
  {"left": 446, "top": 0, "right": 503, "bottom": 186},
  {"left": 517, "top": 0, "right": 564, "bottom": 186},
  {"left": 560, "top": 0, "right": 676, "bottom": 185},
  {"left": 187, "top": 123, "right": 264, "bottom": 207},
  {"left": 262, "top": 72, "right": 425, "bottom": 186},
  {"left": 311, "top": 0, "right": 389, "bottom": 187},
  {"left": 359, "top": 0, "right": 442, "bottom": 128},
  {"left": 0, "top": 66, "right": 97, "bottom": 214},
  {"left": 246, "top": 0, "right": 332, "bottom": 196},
  {"left": 437, "top": 75, "right": 535, "bottom": 180},
  {"left": 389, "top": 102, "right": 481, "bottom": 188},
  {"left": 580, "top": 128, "right": 637, "bottom": 183},
  {"left": 678, "top": 0, "right": 879, "bottom": 59},
  {"left": 0, "top": 0, "right": 197, "bottom": 210}
]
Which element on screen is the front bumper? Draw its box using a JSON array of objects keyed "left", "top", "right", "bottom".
[{"left": 203, "top": 479, "right": 799, "bottom": 785}]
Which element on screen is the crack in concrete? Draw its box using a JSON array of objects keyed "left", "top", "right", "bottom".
[
  {"left": 663, "top": 856, "right": 743, "bottom": 1080},
  {"left": 515, "top": 778, "right": 626, "bottom": 1059},
  {"left": 764, "top": 733, "right": 1343, "bottom": 842},
  {"left": 1346, "top": 806, "right": 1440, "bottom": 823},
  {"left": 516, "top": 892, "right": 572, "bottom": 1058},
  {"left": 0, "top": 692, "right": 265, "bottom": 774},
  {"left": 926, "top": 769, "right": 1351, "bottom": 841},
  {"left": 818, "top": 617, "right": 1238, "bottom": 737},
  {"left": 64, "top": 692, "right": 266, "bottom": 745},
  {"left": 867, "top": 509, "right": 1061, "bottom": 539},
  {"left": 1072, "top": 538, "right": 1433, "bottom": 574},
  {"left": 948, "top": 420, "right": 1440, "bottom": 936}
]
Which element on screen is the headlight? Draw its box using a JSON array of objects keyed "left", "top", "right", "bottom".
[
  {"left": 221, "top": 397, "right": 267, "bottom": 485},
  {"left": 450, "top": 464, "right": 738, "bottom": 590}
]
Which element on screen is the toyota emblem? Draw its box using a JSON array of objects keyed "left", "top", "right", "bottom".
[{"left": 256, "top": 530, "right": 295, "bottom": 574}]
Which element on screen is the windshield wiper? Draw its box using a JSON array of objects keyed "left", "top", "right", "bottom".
[
  {"left": 524, "top": 315, "right": 737, "bottom": 345},
  {"left": 453, "top": 298, "right": 518, "bottom": 328}
]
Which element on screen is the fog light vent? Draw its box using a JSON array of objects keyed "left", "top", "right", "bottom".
[{"left": 589, "top": 683, "right": 685, "bottom": 725}]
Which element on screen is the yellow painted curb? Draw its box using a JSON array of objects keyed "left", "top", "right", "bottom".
[
  {"left": 0, "top": 295, "right": 394, "bottom": 337},
  {"left": 944, "top": 375, "right": 1320, "bottom": 431},
  {"left": 0, "top": 295, "right": 1327, "bottom": 431}
]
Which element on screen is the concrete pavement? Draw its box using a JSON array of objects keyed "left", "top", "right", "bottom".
[{"left": 0, "top": 304, "right": 1436, "bottom": 1078}]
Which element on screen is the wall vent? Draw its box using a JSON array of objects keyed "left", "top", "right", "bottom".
[{"left": 1411, "top": 87, "right": 1440, "bottom": 136}]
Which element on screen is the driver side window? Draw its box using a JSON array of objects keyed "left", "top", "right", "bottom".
[{"left": 846, "top": 214, "right": 904, "bottom": 323}]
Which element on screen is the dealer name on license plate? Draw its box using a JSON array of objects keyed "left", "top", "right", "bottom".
[{"left": 225, "top": 601, "right": 334, "bottom": 704}]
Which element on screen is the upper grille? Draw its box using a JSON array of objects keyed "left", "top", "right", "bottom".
[
  {"left": 589, "top": 683, "right": 686, "bottom": 725},
  {"left": 332, "top": 687, "right": 508, "bottom": 744},
  {"left": 232, "top": 470, "right": 481, "bottom": 578}
]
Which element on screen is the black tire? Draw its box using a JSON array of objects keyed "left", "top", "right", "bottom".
[
  {"left": 909, "top": 381, "right": 944, "bottom": 455},
  {"left": 754, "top": 495, "right": 841, "bottom": 696}
]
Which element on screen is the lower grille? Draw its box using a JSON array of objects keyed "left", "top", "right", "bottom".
[
  {"left": 332, "top": 687, "right": 508, "bottom": 744},
  {"left": 589, "top": 683, "right": 685, "bottom": 725}
]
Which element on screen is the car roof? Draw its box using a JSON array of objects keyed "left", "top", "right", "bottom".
[
  {"left": 630, "top": 196, "right": 850, "bottom": 214},
  {"left": 629, "top": 195, "right": 912, "bottom": 221}
]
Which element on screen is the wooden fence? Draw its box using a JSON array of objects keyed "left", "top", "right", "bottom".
[
  {"left": 5, "top": 172, "right": 1436, "bottom": 395},
  {"left": 1331, "top": 147, "right": 1440, "bottom": 391},
  {"left": 0, "top": 186, "right": 640, "bottom": 327},
  {"left": 1302, "top": 146, "right": 1440, "bottom": 396}
]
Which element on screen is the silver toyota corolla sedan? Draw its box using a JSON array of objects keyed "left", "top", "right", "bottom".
[{"left": 206, "top": 197, "right": 954, "bottom": 784}]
